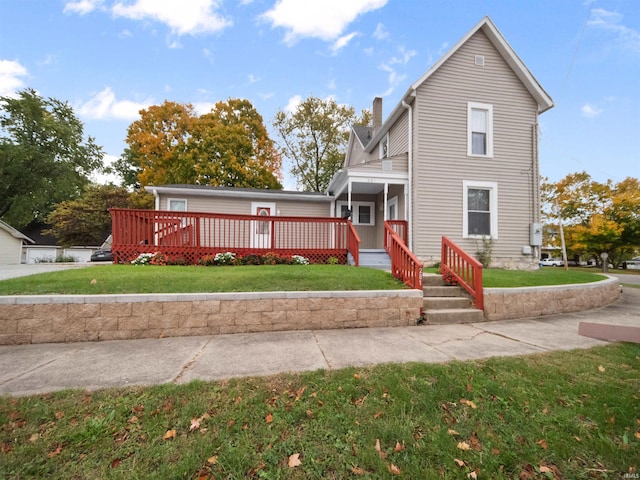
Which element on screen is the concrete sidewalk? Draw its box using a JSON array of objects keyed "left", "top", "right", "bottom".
[{"left": 1, "top": 288, "right": 638, "bottom": 397}]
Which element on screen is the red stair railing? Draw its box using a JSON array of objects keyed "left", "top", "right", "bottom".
[
  {"left": 384, "top": 221, "right": 423, "bottom": 290},
  {"left": 440, "top": 236, "right": 484, "bottom": 310}
]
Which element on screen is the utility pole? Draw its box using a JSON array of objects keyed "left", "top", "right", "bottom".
[{"left": 555, "top": 199, "right": 569, "bottom": 270}]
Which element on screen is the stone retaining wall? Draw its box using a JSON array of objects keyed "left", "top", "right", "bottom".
[
  {"left": 0, "top": 290, "right": 423, "bottom": 345},
  {"left": 483, "top": 276, "right": 620, "bottom": 321}
]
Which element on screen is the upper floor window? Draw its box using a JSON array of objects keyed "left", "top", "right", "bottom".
[
  {"left": 379, "top": 134, "right": 389, "bottom": 159},
  {"left": 467, "top": 102, "right": 493, "bottom": 157}
]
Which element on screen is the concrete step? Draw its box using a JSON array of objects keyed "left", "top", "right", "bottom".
[
  {"left": 423, "top": 285, "right": 465, "bottom": 297},
  {"left": 423, "top": 296, "right": 472, "bottom": 310},
  {"left": 422, "top": 274, "right": 446, "bottom": 287},
  {"left": 359, "top": 250, "right": 391, "bottom": 269},
  {"left": 422, "top": 308, "right": 485, "bottom": 325}
]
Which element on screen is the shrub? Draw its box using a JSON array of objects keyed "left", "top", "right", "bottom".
[
  {"left": 214, "top": 252, "right": 236, "bottom": 266},
  {"left": 131, "top": 253, "right": 156, "bottom": 265},
  {"left": 327, "top": 256, "right": 339, "bottom": 265},
  {"left": 292, "top": 255, "right": 310, "bottom": 265}
]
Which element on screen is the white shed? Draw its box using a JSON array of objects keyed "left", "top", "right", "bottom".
[{"left": 0, "top": 220, "right": 34, "bottom": 264}]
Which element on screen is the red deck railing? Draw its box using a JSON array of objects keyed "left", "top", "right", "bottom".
[
  {"left": 384, "top": 221, "right": 423, "bottom": 290},
  {"left": 440, "top": 236, "right": 484, "bottom": 310},
  {"left": 110, "top": 208, "right": 361, "bottom": 266}
]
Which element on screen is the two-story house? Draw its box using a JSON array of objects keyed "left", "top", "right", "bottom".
[{"left": 128, "top": 16, "right": 553, "bottom": 269}]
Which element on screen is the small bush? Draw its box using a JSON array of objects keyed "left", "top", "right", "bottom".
[
  {"left": 326, "top": 256, "right": 339, "bottom": 265},
  {"left": 131, "top": 253, "right": 156, "bottom": 265}
]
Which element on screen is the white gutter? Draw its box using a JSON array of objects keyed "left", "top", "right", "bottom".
[{"left": 401, "top": 97, "right": 414, "bottom": 251}]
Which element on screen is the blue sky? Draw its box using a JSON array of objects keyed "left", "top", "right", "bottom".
[{"left": 1, "top": 0, "right": 638, "bottom": 189}]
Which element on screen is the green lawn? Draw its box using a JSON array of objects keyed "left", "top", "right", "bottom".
[
  {"left": 0, "top": 265, "right": 609, "bottom": 295},
  {"left": 1, "top": 343, "right": 637, "bottom": 479},
  {"left": 0, "top": 265, "right": 405, "bottom": 295}
]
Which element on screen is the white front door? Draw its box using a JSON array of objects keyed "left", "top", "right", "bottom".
[{"left": 251, "top": 202, "right": 276, "bottom": 248}]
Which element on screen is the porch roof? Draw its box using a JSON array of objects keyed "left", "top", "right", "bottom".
[{"left": 327, "top": 154, "right": 408, "bottom": 197}]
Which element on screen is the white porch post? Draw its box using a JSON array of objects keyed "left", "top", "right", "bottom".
[
  {"left": 383, "top": 183, "right": 389, "bottom": 221},
  {"left": 347, "top": 181, "right": 352, "bottom": 211}
]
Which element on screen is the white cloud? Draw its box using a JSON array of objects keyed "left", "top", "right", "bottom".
[
  {"left": 63, "top": 0, "right": 104, "bottom": 15},
  {"left": 588, "top": 8, "right": 640, "bottom": 53},
  {"left": 0, "top": 60, "right": 28, "bottom": 97},
  {"left": 378, "top": 62, "right": 406, "bottom": 97},
  {"left": 193, "top": 102, "right": 216, "bottom": 116},
  {"left": 246, "top": 74, "right": 260, "bottom": 85},
  {"left": 259, "top": 92, "right": 274, "bottom": 100},
  {"left": 327, "top": 78, "right": 336, "bottom": 90},
  {"left": 330, "top": 32, "right": 358, "bottom": 54},
  {"left": 284, "top": 94, "right": 302, "bottom": 113},
  {"left": 111, "top": 0, "right": 232, "bottom": 36},
  {"left": 389, "top": 46, "right": 417, "bottom": 65},
  {"left": 77, "top": 87, "right": 151, "bottom": 120},
  {"left": 90, "top": 153, "right": 121, "bottom": 185},
  {"left": 581, "top": 102, "right": 603, "bottom": 118},
  {"left": 261, "top": 0, "right": 387, "bottom": 45},
  {"left": 373, "top": 22, "right": 389, "bottom": 40}
]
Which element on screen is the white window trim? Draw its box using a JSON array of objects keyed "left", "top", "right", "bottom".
[
  {"left": 467, "top": 102, "right": 493, "bottom": 158},
  {"left": 462, "top": 180, "right": 498, "bottom": 239},
  {"left": 336, "top": 201, "right": 376, "bottom": 226},
  {"left": 167, "top": 198, "right": 187, "bottom": 211},
  {"left": 379, "top": 133, "right": 389, "bottom": 159}
]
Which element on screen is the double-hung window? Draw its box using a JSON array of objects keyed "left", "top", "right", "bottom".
[
  {"left": 168, "top": 199, "right": 187, "bottom": 211},
  {"left": 467, "top": 102, "right": 493, "bottom": 157},
  {"left": 463, "top": 181, "right": 497, "bottom": 238},
  {"left": 337, "top": 201, "right": 375, "bottom": 226}
]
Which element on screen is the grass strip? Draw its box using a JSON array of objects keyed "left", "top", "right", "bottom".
[
  {"left": 1, "top": 343, "right": 638, "bottom": 479},
  {"left": 0, "top": 265, "right": 405, "bottom": 295}
]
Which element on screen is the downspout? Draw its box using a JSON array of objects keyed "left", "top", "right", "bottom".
[
  {"left": 402, "top": 98, "right": 414, "bottom": 251},
  {"left": 532, "top": 122, "right": 540, "bottom": 260},
  {"left": 152, "top": 188, "right": 160, "bottom": 210}
]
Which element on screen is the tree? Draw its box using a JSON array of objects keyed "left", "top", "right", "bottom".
[
  {"left": 0, "top": 89, "right": 104, "bottom": 229},
  {"left": 272, "top": 96, "right": 368, "bottom": 192},
  {"left": 45, "top": 184, "right": 154, "bottom": 247},
  {"left": 541, "top": 172, "right": 640, "bottom": 266},
  {"left": 115, "top": 99, "right": 282, "bottom": 189}
]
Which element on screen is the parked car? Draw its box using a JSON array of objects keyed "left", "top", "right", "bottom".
[
  {"left": 623, "top": 256, "right": 640, "bottom": 270},
  {"left": 90, "top": 249, "right": 113, "bottom": 262},
  {"left": 539, "top": 257, "right": 563, "bottom": 267}
]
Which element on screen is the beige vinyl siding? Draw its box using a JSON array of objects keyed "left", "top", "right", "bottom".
[
  {"left": 412, "top": 29, "right": 538, "bottom": 263},
  {"left": 335, "top": 193, "right": 378, "bottom": 248},
  {"left": 0, "top": 230, "right": 22, "bottom": 264},
  {"left": 344, "top": 155, "right": 408, "bottom": 174},
  {"left": 160, "top": 195, "right": 331, "bottom": 217},
  {"left": 388, "top": 110, "right": 409, "bottom": 157}
]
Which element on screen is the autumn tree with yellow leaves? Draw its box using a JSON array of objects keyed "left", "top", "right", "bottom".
[
  {"left": 115, "top": 99, "right": 282, "bottom": 190},
  {"left": 541, "top": 172, "right": 640, "bottom": 266}
]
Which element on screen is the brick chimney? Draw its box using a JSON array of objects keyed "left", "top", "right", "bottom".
[{"left": 373, "top": 97, "right": 383, "bottom": 129}]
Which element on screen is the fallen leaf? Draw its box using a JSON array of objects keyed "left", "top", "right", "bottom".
[
  {"left": 468, "top": 471, "right": 478, "bottom": 479},
  {"left": 55, "top": 411, "right": 65, "bottom": 420},
  {"left": 265, "top": 413, "right": 273, "bottom": 424},
  {"left": 454, "top": 458, "right": 466, "bottom": 467},
  {"left": 536, "top": 439, "right": 548, "bottom": 450},
  {"left": 288, "top": 453, "right": 302, "bottom": 468},
  {"left": 306, "top": 409, "right": 313, "bottom": 417},
  {"left": 460, "top": 398, "right": 477, "bottom": 409},
  {"left": 190, "top": 418, "right": 200, "bottom": 432},
  {"left": 128, "top": 415, "right": 139, "bottom": 424},
  {"left": 207, "top": 455, "right": 218, "bottom": 465},
  {"left": 47, "top": 444, "right": 63, "bottom": 457},
  {"left": 394, "top": 441, "right": 405, "bottom": 452},
  {"left": 388, "top": 464, "right": 401, "bottom": 475},
  {"left": 351, "top": 466, "right": 366, "bottom": 475},
  {"left": 375, "top": 439, "right": 388, "bottom": 458},
  {"left": 469, "top": 432, "right": 482, "bottom": 451},
  {"left": 491, "top": 448, "right": 501, "bottom": 455},
  {"left": 163, "top": 429, "right": 176, "bottom": 440},
  {"left": 111, "top": 458, "right": 121, "bottom": 469},
  {"left": 373, "top": 411, "right": 384, "bottom": 419},
  {"left": 90, "top": 279, "right": 97, "bottom": 285},
  {"left": 539, "top": 466, "right": 552, "bottom": 474},
  {"left": 598, "top": 365, "right": 605, "bottom": 372},
  {"left": 28, "top": 433, "right": 39, "bottom": 443},
  {"left": 457, "top": 441, "right": 470, "bottom": 451},
  {"left": 635, "top": 432, "right": 640, "bottom": 440},
  {"left": 132, "top": 404, "right": 144, "bottom": 413},
  {"left": 353, "top": 373, "right": 361, "bottom": 379},
  {"left": 447, "top": 429, "right": 459, "bottom": 435},
  {"left": 234, "top": 396, "right": 242, "bottom": 404}
]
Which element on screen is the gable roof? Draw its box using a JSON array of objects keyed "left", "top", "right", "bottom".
[
  {"left": 364, "top": 16, "right": 553, "bottom": 153},
  {"left": 0, "top": 219, "right": 34, "bottom": 243}
]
